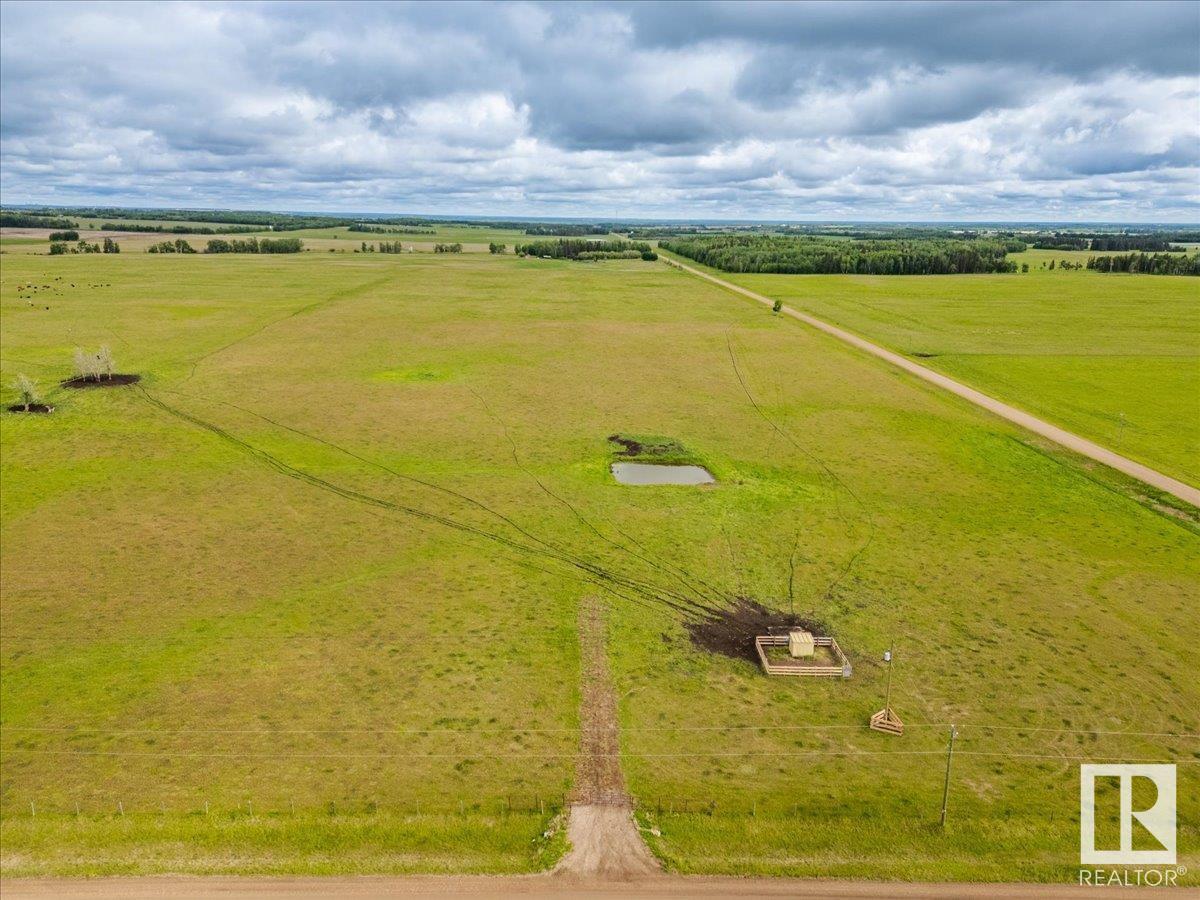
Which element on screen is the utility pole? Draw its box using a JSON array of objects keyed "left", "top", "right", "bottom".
[
  {"left": 940, "top": 724, "right": 957, "bottom": 828},
  {"left": 883, "top": 643, "right": 894, "bottom": 712}
]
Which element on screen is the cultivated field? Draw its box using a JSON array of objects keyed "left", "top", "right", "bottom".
[
  {"left": 1, "top": 251, "right": 1196, "bottom": 881},
  {"left": 714, "top": 254, "right": 1199, "bottom": 486}
]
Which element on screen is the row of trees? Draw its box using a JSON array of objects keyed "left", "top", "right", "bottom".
[
  {"left": 359, "top": 241, "right": 406, "bottom": 253},
  {"left": 1086, "top": 252, "right": 1200, "bottom": 275},
  {"left": 103, "top": 222, "right": 260, "bottom": 235},
  {"left": 1032, "top": 234, "right": 1184, "bottom": 252},
  {"left": 0, "top": 211, "right": 76, "bottom": 228},
  {"left": 203, "top": 237, "right": 303, "bottom": 253},
  {"left": 349, "top": 223, "right": 435, "bottom": 234},
  {"left": 488, "top": 243, "right": 507, "bottom": 253},
  {"left": 523, "top": 224, "right": 610, "bottom": 236},
  {"left": 514, "top": 239, "right": 653, "bottom": 259},
  {"left": 148, "top": 239, "right": 197, "bottom": 253},
  {"left": 660, "top": 235, "right": 1019, "bottom": 274},
  {"left": 50, "top": 239, "right": 117, "bottom": 254},
  {"left": 434, "top": 243, "right": 463, "bottom": 253},
  {"left": 49, "top": 230, "right": 79, "bottom": 241}
]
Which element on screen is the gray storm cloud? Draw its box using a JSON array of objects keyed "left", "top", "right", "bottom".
[{"left": 0, "top": 0, "right": 1196, "bottom": 219}]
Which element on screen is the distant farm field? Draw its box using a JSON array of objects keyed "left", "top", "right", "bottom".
[
  {"left": 718, "top": 259, "right": 1200, "bottom": 486},
  {"left": 1, "top": 253, "right": 1197, "bottom": 880}
]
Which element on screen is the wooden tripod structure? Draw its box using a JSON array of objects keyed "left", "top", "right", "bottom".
[{"left": 869, "top": 645, "right": 904, "bottom": 735}]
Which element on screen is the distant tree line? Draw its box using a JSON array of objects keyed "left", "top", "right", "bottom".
[
  {"left": 661, "top": 235, "right": 1019, "bottom": 274},
  {"left": 204, "top": 237, "right": 303, "bottom": 253},
  {"left": 523, "top": 224, "right": 611, "bottom": 236},
  {"left": 1031, "top": 232, "right": 1198, "bottom": 251},
  {"left": 1086, "top": 252, "right": 1200, "bottom": 275},
  {"left": 1, "top": 212, "right": 77, "bottom": 228},
  {"left": 515, "top": 239, "right": 653, "bottom": 259},
  {"left": 103, "top": 222, "right": 261, "bottom": 235},
  {"left": 349, "top": 223, "right": 435, "bottom": 234}
]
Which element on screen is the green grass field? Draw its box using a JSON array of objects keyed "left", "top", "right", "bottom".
[
  {"left": 1, "top": 252, "right": 1196, "bottom": 880},
  {"left": 711, "top": 254, "right": 1199, "bottom": 486}
]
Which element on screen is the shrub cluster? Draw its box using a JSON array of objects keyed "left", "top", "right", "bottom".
[
  {"left": 48, "top": 230, "right": 79, "bottom": 241},
  {"left": 434, "top": 243, "right": 463, "bottom": 253},
  {"left": 660, "top": 234, "right": 1018, "bottom": 274}
]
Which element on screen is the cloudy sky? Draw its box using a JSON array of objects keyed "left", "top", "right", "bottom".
[{"left": 1, "top": 0, "right": 1197, "bottom": 221}]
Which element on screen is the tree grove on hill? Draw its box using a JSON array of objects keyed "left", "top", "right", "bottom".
[
  {"left": 1086, "top": 252, "right": 1200, "bottom": 275},
  {"left": 660, "top": 234, "right": 1019, "bottom": 274},
  {"left": 0, "top": 212, "right": 77, "bottom": 228}
]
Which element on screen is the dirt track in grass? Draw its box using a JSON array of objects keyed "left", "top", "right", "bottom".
[{"left": 554, "top": 596, "right": 660, "bottom": 880}]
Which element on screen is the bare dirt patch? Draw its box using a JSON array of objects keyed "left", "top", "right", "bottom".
[
  {"left": 555, "top": 596, "right": 660, "bottom": 880},
  {"left": 685, "top": 598, "right": 824, "bottom": 665},
  {"left": 61, "top": 374, "right": 141, "bottom": 388}
]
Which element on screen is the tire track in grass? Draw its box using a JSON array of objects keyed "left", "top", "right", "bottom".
[
  {"left": 134, "top": 385, "right": 709, "bottom": 623},
  {"left": 465, "top": 385, "right": 731, "bottom": 610},
  {"left": 724, "top": 328, "right": 876, "bottom": 603}
]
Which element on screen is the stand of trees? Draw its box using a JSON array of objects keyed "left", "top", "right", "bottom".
[
  {"left": 0, "top": 212, "right": 77, "bottom": 228},
  {"left": 148, "top": 239, "right": 197, "bottom": 253},
  {"left": 434, "top": 243, "right": 463, "bottom": 253},
  {"left": 524, "top": 224, "right": 610, "bottom": 236},
  {"left": 349, "top": 223, "right": 435, "bottom": 234},
  {"left": 103, "top": 222, "right": 261, "bottom": 235},
  {"left": 204, "top": 237, "right": 303, "bottom": 253},
  {"left": 48, "top": 230, "right": 79, "bottom": 241},
  {"left": 358, "top": 241, "right": 406, "bottom": 253},
  {"left": 1086, "top": 252, "right": 1200, "bottom": 275},
  {"left": 661, "top": 235, "right": 1018, "bottom": 274},
  {"left": 514, "top": 239, "right": 652, "bottom": 259}
]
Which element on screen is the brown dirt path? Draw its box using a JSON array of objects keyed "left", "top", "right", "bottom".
[
  {"left": 663, "top": 256, "right": 1200, "bottom": 508},
  {"left": 553, "top": 596, "right": 661, "bottom": 880}
]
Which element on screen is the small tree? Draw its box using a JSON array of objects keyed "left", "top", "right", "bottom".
[
  {"left": 73, "top": 346, "right": 98, "bottom": 382},
  {"left": 11, "top": 374, "right": 39, "bottom": 411},
  {"left": 96, "top": 345, "right": 115, "bottom": 380},
  {"left": 772, "top": 299, "right": 783, "bottom": 313}
]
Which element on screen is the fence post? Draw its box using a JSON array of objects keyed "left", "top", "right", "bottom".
[
  {"left": 29, "top": 801, "right": 35, "bottom": 817},
  {"left": 119, "top": 801, "right": 125, "bottom": 818},
  {"left": 940, "top": 724, "right": 957, "bottom": 828}
]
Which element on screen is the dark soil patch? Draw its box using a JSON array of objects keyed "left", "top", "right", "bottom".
[
  {"left": 607, "top": 433, "right": 697, "bottom": 465},
  {"left": 6, "top": 403, "right": 53, "bottom": 414},
  {"left": 685, "top": 598, "right": 825, "bottom": 664},
  {"left": 61, "top": 374, "right": 141, "bottom": 388}
]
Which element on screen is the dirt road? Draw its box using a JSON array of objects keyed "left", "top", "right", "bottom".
[
  {"left": 1, "top": 875, "right": 1167, "bottom": 898},
  {"left": 663, "top": 257, "right": 1200, "bottom": 508}
]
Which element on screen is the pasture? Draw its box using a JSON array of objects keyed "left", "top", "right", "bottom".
[
  {"left": 719, "top": 256, "right": 1199, "bottom": 486},
  {"left": 1, "top": 251, "right": 1196, "bottom": 880}
]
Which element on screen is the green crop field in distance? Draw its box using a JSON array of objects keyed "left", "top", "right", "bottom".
[
  {"left": 1, "top": 252, "right": 1196, "bottom": 880},
  {"left": 706, "top": 256, "right": 1200, "bottom": 487}
]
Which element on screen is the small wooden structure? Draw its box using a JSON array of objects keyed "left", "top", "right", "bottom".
[
  {"left": 788, "top": 629, "right": 815, "bottom": 658},
  {"left": 869, "top": 706, "right": 904, "bottom": 735},
  {"left": 755, "top": 634, "right": 851, "bottom": 678}
]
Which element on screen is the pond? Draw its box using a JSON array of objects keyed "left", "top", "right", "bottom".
[{"left": 610, "top": 462, "right": 715, "bottom": 485}]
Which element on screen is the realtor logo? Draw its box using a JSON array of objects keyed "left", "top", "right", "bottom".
[{"left": 1080, "top": 764, "right": 1176, "bottom": 865}]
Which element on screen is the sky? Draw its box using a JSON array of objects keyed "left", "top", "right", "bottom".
[{"left": 1, "top": 0, "right": 1198, "bottom": 222}]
